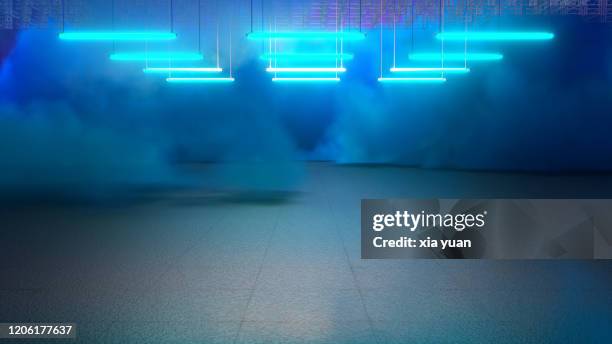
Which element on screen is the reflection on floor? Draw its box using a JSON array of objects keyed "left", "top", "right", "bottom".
[{"left": 1, "top": 163, "right": 612, "bottom": 343}]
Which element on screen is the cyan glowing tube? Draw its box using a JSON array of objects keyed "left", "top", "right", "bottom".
[
  {"left": 436, "top": 32, "right": 554, "bottom": 41},
  {"left": 144, "top": 67, "right": 222, "bottom": 73},
  {"left": 272, "top": 77, "right": 341, "bottom": 82},
  {"left": 166, "top": 77, "right": 235, "bottom": 83},
  {"left": 390, "top": 67, "right": 470, "bottom": 73},
  {"left": 266, "top": 67, "right": 346, "bottom": 73},
  {"left": 59, "top": 32, "right": 177, "bottom": 41},
  {"left": 247, "top": 31, "right": 365, "bottom": 40},
  {"left": 260, "top": 53, "right": 354, "bottom": 61},
  {"left": 110, "top": 52, "right": 203, "bottom": 61},
  {"left": 378, "top": 77, "right": 447, "bottom": 83},
  {"left": 409, "top": 53, "right": 503, "bottom": 61}
]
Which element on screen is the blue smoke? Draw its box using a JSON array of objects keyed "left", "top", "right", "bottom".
[
  {"left": 329, "top": 18, "right": 612, "bottom": 171},
  {"left": 0, "top": 30, "right": 302, "bottom": 198},
  {"left": 0, "top": 17, "right": 611, "bottom": 198}
]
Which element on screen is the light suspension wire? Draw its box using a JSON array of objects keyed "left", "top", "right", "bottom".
[
  {"left": 198, "top": 0, "right": 202, "bottom": 52},
  {"left": 336, "top": 0, "right": 339, "bottom": 77},
  {"left": 250, "top": 0, "right": 254, "bottom": 33},
  {"left": 411, "top": 0, "right": 414, "bottom": 52},
  {"left": 61, "top": 0, "right": 65, "bottom": 32},
  {"left": 393, "top": 0, "right": 396, "bottom": 69},
  {"left": 359, "top": 0, "right": 362, "bottom": 32},
  {"left": 348, "top": 0, "right": 351, "bottom": 31},
  {"left": 216, "top": 1, "right": 220, "bottom": 69},
  {"left": 440, "top": 0, "right": 444, "bottom": 78},
  {"left": 464, "top": 2, "right": 468, "bottom": 69},
  {"left": 340, "top": 0, "right": 344, "bottom": 70},
  {"left": 229, "top": 0, "right": 233, "bottom": 79},
  {"left": 169, "top": 0, "right": 174, "bottom": 32},
  {"left": 380, "top": 0, "right": 383, "bottom": 79},
  {"left": 111, "top": 0, "right": 115, "bottom": 52}
]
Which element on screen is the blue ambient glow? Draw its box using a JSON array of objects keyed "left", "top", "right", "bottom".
[
  {"left": 272, "top": 77, "right": 341, "bottom": 82},
  {"left": 110, "top": 52, "right": 203, "bottom": 61},
  {"left": 409, "top": 53, "right": 503, "bottom": 61},
  {"left": 59, "top": 32, "right": 177, "bottom": 41},
  {"left": 390, "top": 67, "right": 470, "bottom": 73},
  {"left": 144, "top": 67, "right": 222, "bottom": 73},
  {"left": 166, "top": 78, "right": 235, "bottom": 83},
  {"left": 266, "top": 67, "right": 346, "bottom": 73},
  {"left": 260, "top": 53, "right": 354, "bottom": 61},
  {"left": 247, "top": 32, "right": 366, "bottom": 40},
  {"left": 378, "top": 77, "right": 447, "bottom": 83},
  {"left": 436, "top": 32, "right": 554, "bottom": 41}
]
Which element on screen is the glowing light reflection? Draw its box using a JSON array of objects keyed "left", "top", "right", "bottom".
[
  {"left": 378, "top": 77, "right": 447, "bottom": 83},
  {"left": 409, "top": 53, "right": 503, "bottom": 61},
  {"left": 166, "top": 78, "right": 235, "bottom": 83},
  {"left": 266, "top": 67, "right": 346, "bottom": 73},
  {"left": 260, "top": 53, "right": 354, "bottom": 61},
  {"left": 247, "top": 31, "right": 365, "bottom": 40},
  {"left": 144, "top": 67, "right": 222, "bottom": 73},
  {"left": 59, "top": 32, "right": 177, "bottom": 41},
  {"left": 390, "top": 67, "right": 470, "bottom": 73},
  {"left": 436, "top": 32, "right": 554, "bottom": 41},
  {"left": 272, "top": 77, "right": 341, "bottom": 82},
  {"left": 110, "top": 52, "right": 204, "bottom": 61}
]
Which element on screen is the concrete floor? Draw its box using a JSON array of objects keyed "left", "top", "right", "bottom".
[{"left": 1, "top": 163, "right": 611, "bottom": 343}]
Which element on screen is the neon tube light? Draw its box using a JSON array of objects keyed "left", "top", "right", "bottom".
[
  {"left": 266, "top": 67, "right": 346, "bottom": 73},
  {"left": 247, "top": 31, "right": 365, "bottom": 40},
  {"left": 272, "top": 77, "right": 341, "bottom": 82},
  {"left": 436, "top": 32, "right": 554, "bottom": 41},
  {"left": 409, "top": 53, "right": 503, "bottom": 61},
  {"left": 390, "top": 67, "right": 470, "bottom": 73},
  {"left": 166, "top": 78, "right": 235, "bottom": 83},
  {"left": 378, "top": 77, "right": 447, "bottom": 83},
  {"left": 110, "top": 52, "right": 203, "bottom": 61},
  {"left": 59, "top": 32, "right": 177, "bottom": 41},
  {"left": 144, "top": 67, "right": 222, "bottom": 73},
  {"left": 260, "top": 53, "right": 354, "bottom": 61}
]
